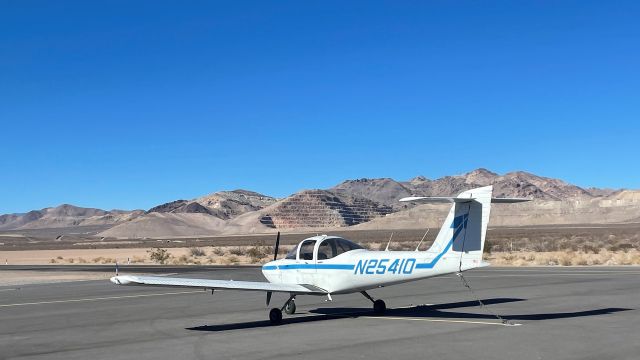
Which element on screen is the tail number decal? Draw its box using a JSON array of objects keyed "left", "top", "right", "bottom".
[{"left": 354, "top": 258, "right": 416, "bottom": 275}]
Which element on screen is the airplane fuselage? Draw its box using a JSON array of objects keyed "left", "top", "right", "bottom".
[{"left": 262, "top": 248, "right": 476, "bottom": 294}]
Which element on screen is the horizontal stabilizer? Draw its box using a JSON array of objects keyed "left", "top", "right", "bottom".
[
  {"left": 399, "top": 196, "right": 531, "bottom": 203},
  {"left": 489, "top": 197, "right": 531, "bottom": 203},
  {"left": 399, "top": 196, "right": 473, "bottom": 203}
]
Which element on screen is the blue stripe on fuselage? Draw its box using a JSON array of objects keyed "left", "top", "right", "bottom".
[
  {"left": 263, "top": 264, "right": 355, "bottom": 271},
  {"left": 415, "top": 213, "right": 468, "bottom": 269}
]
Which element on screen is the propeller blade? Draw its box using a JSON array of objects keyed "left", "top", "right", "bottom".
[
  {"left": 266, "top": 291, "right": 272, "bottom": 306},
  {"left": 273, "top": 231, "right": 281, "bottom": 261}
]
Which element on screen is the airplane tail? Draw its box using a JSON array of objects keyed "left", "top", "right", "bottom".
[{"left": 400, "top": 186, "right": 529, "bottom": 271}]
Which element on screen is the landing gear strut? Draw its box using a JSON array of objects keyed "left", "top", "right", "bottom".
[{"left": 361, "top": 291, "right": 386, "bottom": 314}]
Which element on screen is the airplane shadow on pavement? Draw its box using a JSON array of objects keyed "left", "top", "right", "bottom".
[{"left": 186, "top": 297, "right": 631, "bottom": 332}]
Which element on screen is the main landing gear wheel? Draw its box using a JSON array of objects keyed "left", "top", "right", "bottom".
[
  {"left": 373, "top": 299, "right": 386, "bottom": 314},
  {"left": 269, "top": 308, "right": 283, "bottom": 325},
  {"left": 284, "top": 299, "right": 296, "bottom": 315}
]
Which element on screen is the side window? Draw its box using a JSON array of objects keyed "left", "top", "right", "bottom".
[
  {"left": 298, "top": 240, "right": 316, "bottom": 261},
  {"left": 335, "top": 238, "right": 364, "bottom": 256},
  {"left": 285, "top": 244, "right": 299, "bottom": 260},
  {"left": 317, "top": 239, "right": 337, "bottom": 260}
]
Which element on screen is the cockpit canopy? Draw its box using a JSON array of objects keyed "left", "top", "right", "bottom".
[{"left": 285, "top": 236, "right": 364, "bottom": 261}]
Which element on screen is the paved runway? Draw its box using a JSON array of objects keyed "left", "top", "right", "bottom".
[{"left": 1, "top": 267, "right": 639, "bottom": 360}]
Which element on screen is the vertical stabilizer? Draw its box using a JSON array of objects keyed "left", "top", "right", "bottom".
[{"left": 401, "top": 186, "right": 494, "bottom": 271}]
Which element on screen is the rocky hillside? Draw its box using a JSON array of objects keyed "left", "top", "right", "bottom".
[
  {"left": 194, "top": 190, "right": 277, "bottom": 219},
  {"left": 146, "top": 190, "right": 277, "bottom": 220},
  {"left": 258, "top": 190, "right": 392, "bottom": 229},
  {"left": 2, "top": 169, "right": 638, "bottom": 238},
  {"left": 331, "top": 169, "right": 596, "bottom": 209},
  {"left": 0, "top": 205, "right": 143, "bottom": 230}
]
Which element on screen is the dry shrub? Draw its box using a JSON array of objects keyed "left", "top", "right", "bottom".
[
  {"left": 148, "top": 248, "right": 170, "bottom": 264},
  {"left": 50, "top": 258, "right": 57, "bottom": 263},
  {"left": 77, "top": 257, "right": 88, "bottom": 264},
  {"left": 223, "top": 255, "right": 239, "bottom": 265},
  {"left": 558, "top": 253, "right": 573, "bottom": 266},
  {"left": 485, "top": 240, "right": 495, "bottom": 254},
  {"left": 189, "top": 247, "right": 206, "bottom": 257},
  {"left": 229, "top": 247, "right": 245, "bottom": 256},
  {"left": 211, "top": 247, "right": 225, "bottom": 256},
  {"left": 92, "top": 257, "right": 104, "bottom": 263},
  {"left": 582, "top": 244, "right": 600, "bottom": 254},
  {"left": 247, "top": 243, "right": 270, "bottom": 261}
]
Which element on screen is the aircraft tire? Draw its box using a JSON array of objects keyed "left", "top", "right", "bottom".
[
  {"left": 269, "top": 308, "right": 283, "bottom": 325},
  {"left": 284, "top": 300, "right": 296, "bottom": 315},
  {"left": 373, "top": 299, "right": 386, "bottom": 314}
]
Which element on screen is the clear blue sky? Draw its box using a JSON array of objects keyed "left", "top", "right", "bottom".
[{"left": 1, "top": 1, "right": 639, "bottom": 213}]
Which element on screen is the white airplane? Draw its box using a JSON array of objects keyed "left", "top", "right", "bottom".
[{"left": 111, "top": 185, "right": 529, "bottom": 324}]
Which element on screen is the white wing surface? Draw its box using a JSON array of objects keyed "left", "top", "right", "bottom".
[{"left": 110, "top": 275, "right": 326, "bottom": 294}]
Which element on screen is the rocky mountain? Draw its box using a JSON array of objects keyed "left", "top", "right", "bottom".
[
  {"left": 258, "top": 189, "right": 393, "bottom": 229},
  {"left": 146, "top": 190, "right": 277, "bottom": 220},
  {"left": 0, "top": 204, "right": 143, "bottom": 230},
  {"left": 332, "top": 168, "right": 600, "bottom": 209},
  {"left": 2, "top": 169, "right": 637, "bottom": 237},
  {"left": 194, "top": 190, "right": 277, "bottom": 219},
  {"left": 331, "top": 178, "right": 413, "bottom": 210},
  {"left": 99, "top": 190, "right": 277, "bottom": 237}
]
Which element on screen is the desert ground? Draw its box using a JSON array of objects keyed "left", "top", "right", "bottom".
[{"left": 1, "top": 224, "right": 639, "bottom": 268}]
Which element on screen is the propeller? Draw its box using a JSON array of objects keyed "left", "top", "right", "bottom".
[
  {"left": 266, "top": 231, "right": 281, "bottom": 306},
  {"left": 273, "top": 231, "right": 281, "bottom": 261}
]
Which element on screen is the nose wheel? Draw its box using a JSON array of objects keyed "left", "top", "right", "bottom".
[{"left": 284, "top": 298, "right": 296, "bottom": 315}]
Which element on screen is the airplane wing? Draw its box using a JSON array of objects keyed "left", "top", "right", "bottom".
[{"left": 110, "top": 275, "right": 326, "bottom": 294}]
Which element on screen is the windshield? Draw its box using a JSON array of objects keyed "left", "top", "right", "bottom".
[{"left": 285, "top": 244, "right": 299, "bottom": 260}]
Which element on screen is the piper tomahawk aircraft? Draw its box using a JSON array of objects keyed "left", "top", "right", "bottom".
[{"left": 111, "top": 185, "right": 529, "bottom": 324}]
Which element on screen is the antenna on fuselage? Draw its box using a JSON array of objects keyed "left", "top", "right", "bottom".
[
  {"left": 384, "top": 232, "right": 394, "bottom": 251},
  {"left": 415, "top": 229, "right": 430, "bottom": 251}
]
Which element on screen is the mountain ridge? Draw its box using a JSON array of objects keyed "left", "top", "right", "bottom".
[{"left": 2, "top": 169, "right": 636, "bottom": 236}]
